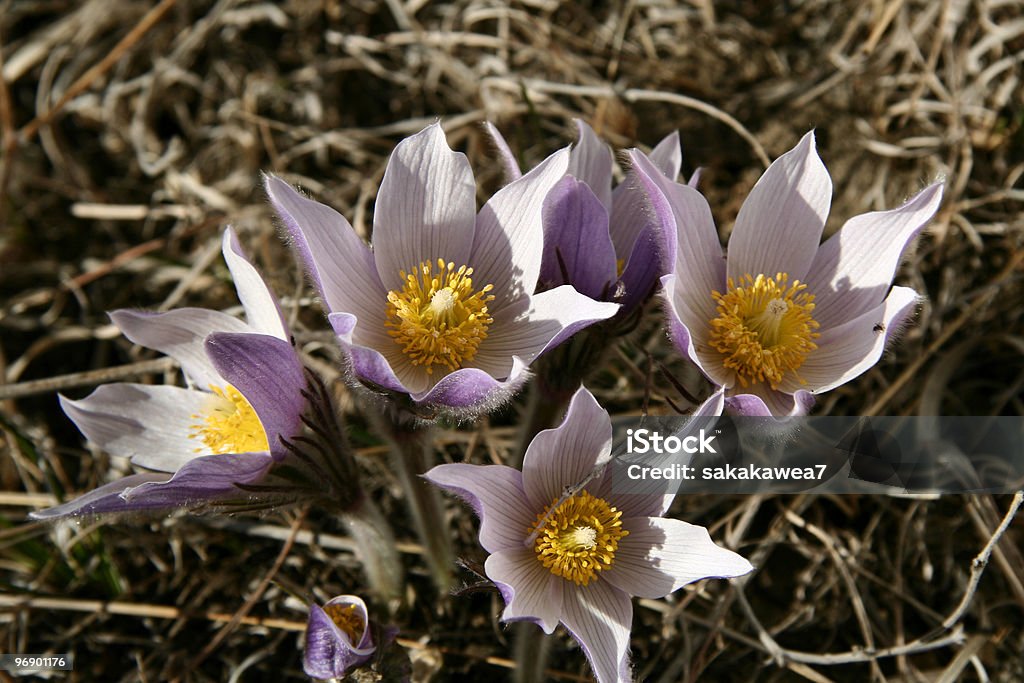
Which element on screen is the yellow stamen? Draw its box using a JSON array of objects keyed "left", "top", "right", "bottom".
[
  {"left": 385, "top": 258, "right": 495, "bottom": 374},
  {"left": 708, "top": 272, "right": 820, "bottom": 389},
  {"left": 323, "top": 603, "right": 365, "bottom": 643},
  {"left": 189, "top": 385, "right": 269, "bottom": 454},
  {"left": 532, "top": 490, "right": 628, "bottom": 586}
]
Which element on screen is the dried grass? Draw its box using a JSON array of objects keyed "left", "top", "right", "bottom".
[{"left": 2, "top": 0, "right": 1022, "bottom": 681}]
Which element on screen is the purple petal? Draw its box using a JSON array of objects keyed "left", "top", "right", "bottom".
[
  {"left": 413, "top": 358, "right": 530, "bottom": 410},
  {"left": 604, "top": 517, "right": 753, "bottom": 599},
  {"left": 204, "top": 332, "right": 306, "bottom": 454},
  {"left": 328, "top": 312, "right": 417, "bottom": 395},
  {"left": 264, "top": 175, "right": 389, "bottom": 336},
  {"left": 608, "top": 167, "right": 665, "bottom": 274},
  {"left": 59, "top": 384, "right": 209, "bottom": 471},
  {"left": 372, "top": 123, "right": 477, "bottom": 291},
  {"left": 110, "top": 308, "right": 250, "bottom": 389},
  {"left": 727, "top": 131, "right": 832, "bottom": 284},
  {"left": 616, "top": 223, "right": 661, "bottom": 313},
  {"left": 221, "top": 227, "right": 288, "bottom": 341},
  {"left": 631, "top": 150, "right": 724, "bottom": 325},
  {"left": 485, "top": 547, "right": 564, "bottom": 634},
  {"left": 121, "top": 451, "right": 275, "bottom": 506},
  {"left": 522, "top": 387, "right": 612, "bottom": 510},
  {"left": 561, "top": 580, "right": 633, "bottom": 683},
  {"left": 424, "top": 463, "right": 534, "bottom": 554},
  {"left": 804, "top": 183, "right": 942, "bottom": 330},
  {"left": 780, "top": 285, "right": 920, "bottom": 394},
  {"left": 724, "top": 389, "right": 815, "bottom": 417},
  {"left": 483, "top": 121, "right": 522, "bottom": 183},
  {"left": 471, "top": 148, "right": 570, "bottom": 314},
  {"left": 567, "top": 120, "right": 613, "bottom": 210},
  {"left": 304, "top": 600, "right": 376, "bottom": 679},
  {"left": 29, "top": 473, "right": 172, "bottom": 519},
  {"left": 648, "top": 130, "right": 682, "bottom": 181},
  {"left": 540, "top": 176, "right": 617, "bottom": 299}
]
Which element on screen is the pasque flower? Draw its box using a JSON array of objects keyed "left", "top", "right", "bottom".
[
  {"left": 632, "top": 132, "right": 943, "bottom": 416},
  {"left": 304, "top": 595, "right": 377, "bottom": 679},
  {"left": 32, "top": 229, "right": 307, "bottom": 517},
  {"left": 266, "top": 123, "right": 618, "bottom": 414},
  {"left": 426, "top": 388, "right": 752, "bottom": 683},
  {"left": 538, "top": 120, "right": 690, "bottom": 314}
]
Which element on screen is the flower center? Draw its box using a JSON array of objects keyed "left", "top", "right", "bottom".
[
  {"left": 323, "top": 603, "right": 364, "bottom": 644},
  {"left": 531, "top": 490, "right": 628, "bottom": 586},
  {"left": 189, "top": 385, "right": 269, "bottom": 454},
  {"left": 708, "top": 272, "right": 820, "bottom": 389},
  {"left": 386, "top": 258, "right": 495, "bottom": 374}
]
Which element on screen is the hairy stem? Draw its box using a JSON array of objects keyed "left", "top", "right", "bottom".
[
  {"left": 377, "top": 413, "right": 454, "bottom": 592},
  {"left": 341, "top": 493, "right": 404, "bottom": 604}
]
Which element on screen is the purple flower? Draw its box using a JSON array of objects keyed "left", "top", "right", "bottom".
[
  {"left": 31, "top": 229, "right": 307, "bottom": 518},
  {"left": 494, "top": 120, "right": 687, "bottom": 315},
  {"left": 632, "top": 132, "right": 943, "bottom": 416},
  {"left": 425, "top": 388, "right": 752, "bottom": 683},
  {"left": 304, "top": 595, "right": 376, "bottom": 679},
  {"left": 266, "top": 123, "right": 618, "bottom": 414}
]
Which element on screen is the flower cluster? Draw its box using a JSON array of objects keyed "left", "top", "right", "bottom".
[{"left": 33, "top": 120, "right": 942, "bottom": 683}]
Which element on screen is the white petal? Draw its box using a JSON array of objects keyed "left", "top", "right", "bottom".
[
  {"left": 423, "top": 463, "right": 534, "bottom": 554},
  {"left": 372, "top": 123, "right": 477, "bottom": 291},
  {"left": 110, "top": 308, "right": 250, "bottom": 389},
  {"left": 661, "top": 275, "right": 732, "bottom": 388},
  {"left": 221, "top": 228, "right": 288, "bottom": 340},
  {"left": 522, "top": 387, "right": 613, "bottom": 510},
  {"left": 485, "top": 547, "right": 564, "bottom": 634},
  {"left": 380, "top": 343, "right": 432, "bottom": 395},
  {"left": 471, "top": 148, "right": 570, "bottom": 314},
  {"left": 471, "top": 286, "right": 618, "bottom": 374},
  {"left": 604, "top": 517, "right": 753, "bottom": 599},
  {"left": 727, "top": 131, "right": 832, "bottom": 283},
  {"left": 561, "top": 580, "right": 633, "bottom": 683},
  {"left": 264, "top": 176, "right": 388, "bottom": 339},
  {"left": 322, "top": 595, "right": 373, "bottom": 650},
  {"left": 781, "top": 285, "right": 920, "bottom": 393},
  {"left": 804, "top": 183, "right": 942, "bottom": 329},
  {"left": 60, "top": 384, "right": 212, "bottom": 471},
  {"left": 482, "top": 121, "right": 522, "bottom": 183},
  {"left": 648, "top": 130, "right": 682, "bottom": 181},
  {"left": 568, "top": 120, "right": 613, "bottom": 210}
]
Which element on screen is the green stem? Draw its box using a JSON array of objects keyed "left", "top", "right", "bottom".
[
  {"left": 380, "top": 417, "right": 454, "bottom": 592},
  {"left": 340, "top": 493, "right": 404, "bottom": 604},
  {"left": 295, "top": 370, "right": 405, "bottom": 603},
  {"left": 513, "top": 621, "right": 552, "bottom": 683}
]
